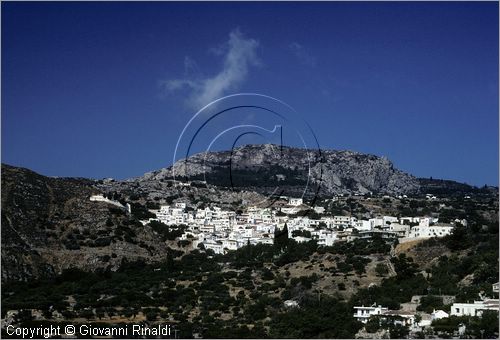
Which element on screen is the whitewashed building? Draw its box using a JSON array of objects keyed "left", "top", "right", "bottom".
[
  {"left": 431, "top": 309, "right": 449, "bottom": 320},
  {"left": 450, "top": 299, "right": 499, "bottom": 317},
  {"left": 353, "top": 305, "right": 389, "bottom": 323},
  {"left": 408, "top": 225, "right": 454, "bottom": 239},
  {"left": 203, "top": 240, "right": 224, "bottom": 254},
  {"left": 355, "top": 220, "right": 372, "bottom": 231},
  {"left": 289, "top": 198, "right": 303, "bottom": 206}
]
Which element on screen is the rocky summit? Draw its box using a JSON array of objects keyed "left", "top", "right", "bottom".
[{"left": 139, "top": 144, "right": 420, "bottom": 197}]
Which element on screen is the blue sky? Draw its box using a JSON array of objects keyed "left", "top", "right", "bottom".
[{"left": 2, "top": 2, "right": 498, "bottom": 186}]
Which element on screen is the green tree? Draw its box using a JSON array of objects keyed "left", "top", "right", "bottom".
[
  {"left": 417, "top": 295, "right": 444, "bottom": 313},
  {"left": 274, "top": 223, "right": 289, "bottom": 250},
  {"left": 375, "top": 263, "right": 389, "bottom": 277}
]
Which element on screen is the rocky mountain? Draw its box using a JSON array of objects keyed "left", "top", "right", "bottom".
[{"left": 138, "top": 144, "right": 421, "bottom": 197}]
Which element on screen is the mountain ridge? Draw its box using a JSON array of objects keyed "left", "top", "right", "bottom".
[{"left": 135, "top": 144, "right": 443, "bottom": 197}]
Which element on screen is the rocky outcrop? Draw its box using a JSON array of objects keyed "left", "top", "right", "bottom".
[{"left": 138, "top": 144, "right": 421, "bottom": 196}]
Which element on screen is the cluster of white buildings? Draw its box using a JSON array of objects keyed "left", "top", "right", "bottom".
[
  {"left": 142, "top": 203, "right": 281, "bottom": 254},
  {"left": 354, "top": 304, "right": 450, "bottom": 328},
  {"left": 134, "top": 197, "right": 464, "bottom": 255},
  {"left": 354, "top": 290, "right": 499, "bottom": 332},
  {"left": 285, "top": 213, "right": 459, "bottom": 246}
]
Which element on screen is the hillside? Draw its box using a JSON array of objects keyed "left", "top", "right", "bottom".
[{"left": 1, "top": 164, "right": 171, "bottom": 282}]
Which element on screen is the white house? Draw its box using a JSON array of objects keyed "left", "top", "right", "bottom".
[
  {"left": 389, "top": 223, "right": 410, "bottom": 238},
  {"left": 320, "top": 217, "right": 335, "bottom": 228},
  {"left": 199, "top": 225, "right": 215, "bottom": 233},
  {"left": 431, "top": 309, "right": 449, "bottom": 320},
  {"left": 369, "top": 218, "right": 384, "bottom": 229},
  {"left": 293, "top": 236, "right": 312, "bottom": 243},
  {"left": 450, "top": 299, "right": 499, "bottom": 317},
  {"left": 175, "top": 202, "right": 187, "bottom": 209},
  {"left": 202, "top": 240, "right": 224, "bottom": 254},
  {"left": 493, "top": 282, "right": 499, "bottom": 294},
  {"left": 289, "top": 198, "right": 303, "bottom": 206},
  {"left": 353, "top": 305, "right": 388, "bottom": 323},
  {"left": 355, "top": 220, "right": 372, "bottom": 232},
  {"left": 313, "top": 206, "right": 325, "bottom": 214},
  {"left": 334, "top": 215, "right": 356, "bottom": 228},
  {"left": 408, "top": 225, "right": 454, "bottom": 239},
  {"left": 311, "top": 230, "right": 336, "bottom": 246},
  {"left": 256, "top": 224, "right": 275, "bottom": 234},
  {"left": 222, "top": 239, "right": 238, "bottom": 251},
  {"left": 89, "top": 194, "right": 107, "bottom": 202},
  {"left": 89, "top": 195, "right": 125, "bottom": 208},
  {"left": 241, "top": 226, "right": 254, "bottom": 238},
  {"left": 417, "top": 217, "right": 436, "bottom": 228},
  {"left": 284, "top": 300, "right": 299, "bottom": 308}
]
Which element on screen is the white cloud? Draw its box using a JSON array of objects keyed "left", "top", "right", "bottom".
[
  {"left": 289, "top": 42, "right": 317, "bottom": 67},
  {"left": 161, "top": 29, "right": 260, "bottom": 109}
]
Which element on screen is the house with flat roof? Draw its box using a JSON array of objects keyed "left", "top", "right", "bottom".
[
  {"left": 353, "top": 305, "right": 388, "bottom": 323},
  {"left": 450, "top": 299, "right": 499, "bottom": 317}
]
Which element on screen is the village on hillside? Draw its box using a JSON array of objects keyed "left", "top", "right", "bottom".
[
  {"left": 86, "top": 192, "right": 500, "bottom": 337},
  {"left": 107, "top": 195, "right": 463, "bottom": 255}
]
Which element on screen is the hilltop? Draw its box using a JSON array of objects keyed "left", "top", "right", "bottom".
[{"left": 137, "top": 144, "right": 420, "bottom": 197}]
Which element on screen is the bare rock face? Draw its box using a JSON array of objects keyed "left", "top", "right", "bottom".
[{"left": 139, "top": 144, "right": 421, "bottom": 196}]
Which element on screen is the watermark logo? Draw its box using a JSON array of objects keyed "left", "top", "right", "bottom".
[{"left": 173, "top": 93, "right": 323, "bottom": 207}]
